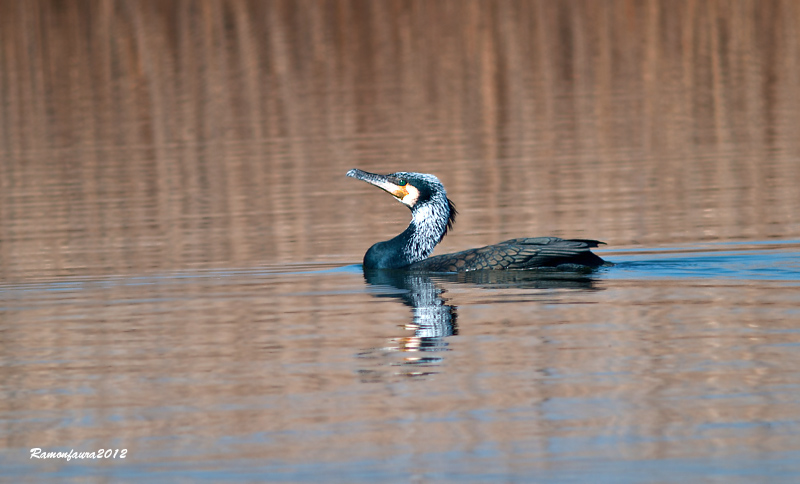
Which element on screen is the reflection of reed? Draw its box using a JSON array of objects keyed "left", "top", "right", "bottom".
[
  {"left": 1, "top": 1, "right": 799, "bottom": 278},
  {"left": 1, "top": 264, "right": 796, "bottom": 459}
]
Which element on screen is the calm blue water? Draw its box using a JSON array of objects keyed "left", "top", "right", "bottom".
[{"left": 606, "top": 240, "right": 800, "bottom": 282}]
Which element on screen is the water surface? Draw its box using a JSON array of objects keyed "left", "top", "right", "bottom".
[{"left": 2, "top": 243, "right": 800, "bottom": 482}]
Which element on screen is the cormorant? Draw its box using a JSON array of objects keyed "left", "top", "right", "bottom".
[{"left": 346, "top": 169, "right": 608, "bottom": 272}]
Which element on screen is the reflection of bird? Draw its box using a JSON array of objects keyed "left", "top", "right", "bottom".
[
  {"left": 363, "top": 269, "right": 457, "bottom": 340},
  {"left": 357, "top": 270, "right": 457, "bottom": 380},
  {"left": 347, "top": 169, "right": 608, "bottom": 272}
]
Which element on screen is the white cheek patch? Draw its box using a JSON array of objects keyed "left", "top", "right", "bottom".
[{"left": 401, "top": 185, "right": 420, "bottom": 207}]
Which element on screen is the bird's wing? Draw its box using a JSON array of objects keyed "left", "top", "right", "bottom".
[{"left": 410, "top": 238, "right": 605, "bottom": 272}]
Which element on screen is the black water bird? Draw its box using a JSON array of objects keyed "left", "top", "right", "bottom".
[{"left": 347, "top": 169, "right": 608, "bottom": 272}]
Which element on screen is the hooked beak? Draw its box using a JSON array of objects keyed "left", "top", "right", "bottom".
[{"left": 346, "top": 168, "right": 409, "bottom": 200}]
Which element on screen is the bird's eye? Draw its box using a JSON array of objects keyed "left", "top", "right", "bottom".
[{"left": 397, "top": 179, "right": 407, "bottom": 186}]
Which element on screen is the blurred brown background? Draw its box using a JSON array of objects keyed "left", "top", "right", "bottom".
[{"left": 1, "top": 0, "right": 798, "bottom": 279}]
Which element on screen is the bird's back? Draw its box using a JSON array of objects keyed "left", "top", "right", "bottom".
[{"left": 407, "top": 237, "right": 607, "bottom": 272}]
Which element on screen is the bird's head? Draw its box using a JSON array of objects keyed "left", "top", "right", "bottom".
[{"left": 346, "top": 168, "right": 457, "bottom": 233}]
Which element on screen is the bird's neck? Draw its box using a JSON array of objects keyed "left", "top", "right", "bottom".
[
  {"left": 401, "top": 204, "right": 450, "bottom": 262},
  {"left": 364, "top": 201, "right": 451, "bottom": 269}
]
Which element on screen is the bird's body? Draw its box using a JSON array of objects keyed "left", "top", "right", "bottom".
[
  {"left": 408, "top": 237, "right": 606, "bottom": 272},
  {"left": 347, "top": 169, "right": 608, "bottom": 272}
]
